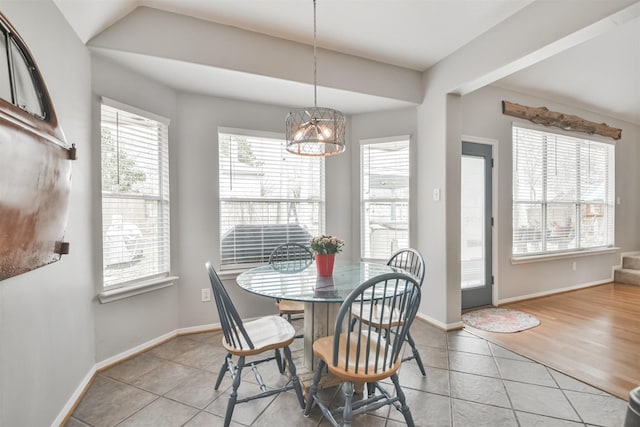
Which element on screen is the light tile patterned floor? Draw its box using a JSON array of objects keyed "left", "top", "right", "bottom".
[{"left": 68, "top": 319, "right": 629, "bottom": 426}]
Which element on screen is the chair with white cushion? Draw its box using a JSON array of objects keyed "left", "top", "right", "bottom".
[{"left": 206, "top": 262, "right": 305, "bottom": 427}]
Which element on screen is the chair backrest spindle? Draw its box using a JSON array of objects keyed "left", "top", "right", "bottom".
[
  {"left": 269, "top": 242, "right": 313, "bottom": 272},
  {"left": 388, "top": 248, "right": 425, "bottom": 287},
  {"left": 206, "top": 262, "right": 254, "bottom": 350},
  {"left": 332, "top": 273, "right": 421, "bottom": 375}
]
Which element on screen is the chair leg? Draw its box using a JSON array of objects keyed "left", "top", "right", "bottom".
[
  {"left": 366, "top": 381, "right": 376, "bottom": 397},
  {"left": 224, "top": 356, "right": 245, "bottom": 427},
  {"left": 342, "top": 381, "right": 354, "bottom": 427},
  {"left": 390, "top": 373, "right": 414, "bottom": 427},
  {"left": 283, "top": 346, "right": 304, "bottom": 408},
  {"left": 406, "top": 332, "right": 426, "bottom": 376},
  {"left": 287, "top": 313, "right": 292, "bottom": 323},
  {"left": 215, "top": 353, "right": 231, "bottom": 390},
  {"left": 304, "top": 359, "right": 325, "bottom": 416},
  {"left": 275, "top": 348, "right": 285, "bottom": 373}
]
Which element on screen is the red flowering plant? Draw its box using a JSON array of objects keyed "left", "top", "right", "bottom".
[{"left": 310, "top": 235, "right": 344, "bottom": 255}]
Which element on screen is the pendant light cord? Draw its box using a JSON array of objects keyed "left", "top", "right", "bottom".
[{"left": 313, "top": 0, "right": 317, "bottom": 109}]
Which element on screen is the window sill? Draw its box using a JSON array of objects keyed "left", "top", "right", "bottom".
[
  {"left": 511, "top": 247, "right": 619, "bottom": 265},
  {"left": 98, "top": 276, "right": 179, "bottom": 303},
  {"left": 217, "top": 269, "right": 248, "bottom": 281}
]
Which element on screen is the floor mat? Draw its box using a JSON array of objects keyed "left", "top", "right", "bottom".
[{"left": 463, "top": 307, "right": 540, "bottom": 333}]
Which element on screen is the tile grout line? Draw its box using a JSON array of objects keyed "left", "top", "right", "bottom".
[
  {"left": 545, "top": 364, "right": 586, "bottom": 425},
  {"left": 113, "top": 394, "right": 161, "bottom": 426},
  {"left": 446, "top": 337, "right": 454, "bottom": 427},
  {"left": 489, "top": 340, "right": 522, "bottom": 427}
]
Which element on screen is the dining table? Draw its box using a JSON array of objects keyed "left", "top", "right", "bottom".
[{"left": 236, "top": 260, "right": 400, "bottom": 369}]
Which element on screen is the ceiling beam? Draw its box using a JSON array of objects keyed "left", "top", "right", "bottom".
[
  {"left": 88, "top": 6, "right": 423, "bottom": 105},
  {"left": 424, "top": 0, "right": 640, "bottom": 97}
]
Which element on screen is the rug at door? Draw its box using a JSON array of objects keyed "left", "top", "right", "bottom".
[{"left": 462, "top": 307, "right": 540, "bottom": 333}]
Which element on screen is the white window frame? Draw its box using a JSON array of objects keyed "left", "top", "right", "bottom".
[
  {"left": 100, "top": 98, "right": 171, "bottom": 290},
  {"left": 218, "top": 127, "right": 325, "bottom": 270},
  {"left": 511, "top": 123, "right": 615, "bottom": 259},
  {"left": 360, "top": 135, "right": 411, "bottom": 261}
]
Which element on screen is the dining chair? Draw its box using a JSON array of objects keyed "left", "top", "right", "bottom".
[
  {"left": 350, "top": 248, "right": 427, "bottom": 376},
  {"left": 386, "top": 248, "right": 427, "bottom": 375},
  {"left": 205, "top": 262, "right": 305, "bottom": 427},
  {"left": 269, "top": 242, "right": 313, "bottom": 322},
  {"left": 304, "top": 272, "right": 422, "bottom": 427}
]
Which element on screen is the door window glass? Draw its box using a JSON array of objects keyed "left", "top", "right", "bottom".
[
  {"left": 0, "top": 31, "right": 12, "bottom": 102},
  {"left": 9, "top": 38, "right": 44, "bottom": 119}
]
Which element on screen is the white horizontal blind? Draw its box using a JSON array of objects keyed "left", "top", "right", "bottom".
[
  {"left": 512, "top": 125, "right": 614, "bottom": 257},
  {"left": 361, "top": 138, "right": 410, "bottom": 260},
  {"left": 101, "top": 103, "right": 170, "bottom": 287},
  {"left": 219, "top": 131, "right": 324, "bottom": 268}
]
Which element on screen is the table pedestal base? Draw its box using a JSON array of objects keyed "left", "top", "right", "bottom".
[{"left": 303, "top": 301, "right": 341, "bottom": 370}]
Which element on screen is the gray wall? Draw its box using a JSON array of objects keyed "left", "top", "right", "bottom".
[
  {"left": 462, "top": 84, "right": 640, "bottom": 301},
  {"left": 0, "top": 2, "right": 94, "bottom": 426}
]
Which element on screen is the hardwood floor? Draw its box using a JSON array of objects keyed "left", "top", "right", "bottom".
[{"left": 465, "top": 282, "right": 640, "bottom": 400}]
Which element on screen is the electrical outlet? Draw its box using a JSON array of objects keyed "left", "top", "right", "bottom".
[
  {"left": 572, "top": 262, "right": 577, "bottom": 272},
  {"left": 201, "top": 288, "right": 211, "bottom": 302}
]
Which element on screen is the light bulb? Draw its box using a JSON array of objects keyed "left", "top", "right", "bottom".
[{"left": 320, "top": 126, "right": 332, "bottom": 138}]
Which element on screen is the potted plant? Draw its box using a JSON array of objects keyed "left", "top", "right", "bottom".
[{"left": 310, "top": 235, "right": 344, "bottom": 276}]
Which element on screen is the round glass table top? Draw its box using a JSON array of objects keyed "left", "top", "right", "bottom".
[{"left": 236, "top": 261, "right": 399, "bottom": 302}]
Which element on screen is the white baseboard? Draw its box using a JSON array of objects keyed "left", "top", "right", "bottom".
[
  {"left": 52, "top": 365, "right": 96, "bottom": 427},
  {"left": 177, "top": 322, "right": 221, "bottom": 335},
  {"left": 95, "top": 330, "right": 177, "bottom": 371},
  {"left": 416, "top": 312, "right": 463, "bottom": 331},
  {"left": 54, "top": 324, "right": 227, "bottom": 425},
  {"left": 498, "top": 278, "right": 613, "bottom": 305}
]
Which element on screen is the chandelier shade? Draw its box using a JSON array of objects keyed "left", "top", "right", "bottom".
[
  {"left": 285, "top": 0, "right": 346, "bottom": 156},
  {"left": 285, "top": 107, "right": 346, "bottom": 156}
]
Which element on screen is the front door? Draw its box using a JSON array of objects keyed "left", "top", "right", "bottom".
[{"left": 461, "top": 142, "right": 493, "bottom": 309}]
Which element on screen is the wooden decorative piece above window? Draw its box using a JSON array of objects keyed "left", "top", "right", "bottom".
[{"left": 502, "top": 100, "right": 622, "bottom": 140}]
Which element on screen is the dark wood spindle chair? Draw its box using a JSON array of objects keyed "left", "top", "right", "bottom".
[
  {"left": 385, "top": 248, "right": 426, "bottom": 374},
  {"left": 206, "top": 262, "right": 305, "bottom": 427},
  {"left": 269, "top": 242, "right": 313, "bottom": 322},
  {"left": 304, "top": 272, "right": 422, "bottom": 427},
  {"left": 350, "top": 248, "right": 427, "bottom": 375}
]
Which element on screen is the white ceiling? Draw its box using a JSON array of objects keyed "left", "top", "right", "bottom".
[{"left": 53, "top": 0, "right": 640, "bottom": 123}]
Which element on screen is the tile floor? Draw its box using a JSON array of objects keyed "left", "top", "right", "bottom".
[{"left": 68, "top": 319, "right": 629, "bottom": 426}]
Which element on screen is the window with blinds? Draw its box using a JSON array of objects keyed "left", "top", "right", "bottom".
[
  {"left": 101, "top": 101, "right": 170, "bottom": 288},
  {"left": 219, "top": 130, "right": 324, "bottom": 268},
  {"left": 361, "top": 138, "right": 410, "bottom": 260},
  {"left": 512, "top": 125, "right": 614, "bottom": 257}
]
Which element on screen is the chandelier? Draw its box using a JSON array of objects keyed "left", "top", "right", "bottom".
[{"left": 285, "top": 0, "right": 346, "bottom": 156}]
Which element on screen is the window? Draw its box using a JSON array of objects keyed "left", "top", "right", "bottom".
[
  {"left": 219, "top": 129, "right": 324, "bottom": 268},
  {"left": 512, "top": 125, "right": 614, "bottom": 257},
  {"left": 361, "top": 137, "right": 410, "bottom": 260},
  {"left": 101, "top": 100, "right": 170, "bottom": 287}
]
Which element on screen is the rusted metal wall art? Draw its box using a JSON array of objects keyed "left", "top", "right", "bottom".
[{"left": 0, "top": 12, "right": 75, "bottom": 281}]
